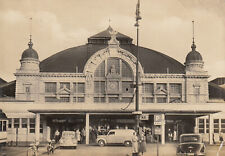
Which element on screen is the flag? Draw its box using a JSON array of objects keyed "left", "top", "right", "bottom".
[{"left": 136, "top": 0, "right": 141, "bottom": 21}]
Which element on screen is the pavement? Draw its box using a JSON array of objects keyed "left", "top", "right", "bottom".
[{"left": 1, "top": 143, "right": 225, "bottom": 156}]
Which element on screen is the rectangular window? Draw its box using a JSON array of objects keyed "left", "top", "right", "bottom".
[
  {"left": 45, "top": 97, "right": 58, "bottom": 102},
  {"left": 29, "top": 118, "right": 35, "bottom": 133},
  {"left": 0, "top": 121, "right": 2, "bottom": 131},
  {"left": 122, "top": 81, "right": 133, "bottom": 93},
  {"left": 214, "top": 119, "right": 219, "bottom": 133},
  {"left": 156, "top": 83, "right": 167, "bottom": 90},
  {"left": 109, "top": 97, "right": 119, "bottom": 103},
  {"left": 45, "top": 82, "right": 56, "bottom": 93},
  {"left": 94, "top": 97, "right": 106, "bottom": 103},
  {"left": 3, "top": 121, "right": 6, "bottom": 131},
  {"left": 22, "top": 118, "right": 27, "bottom": 128},
  {"left": 169, "top": 83, "right": 181, "bottom": 95},
  {"left": 40, "top": 120, "right": 43, "bottom": 133},
  {"left": 142, "top": 97, "right": 154, "bottom": 103},
  {"left": 157, "top": 97, "right": 167, "bottom": 103},
  {"left": 14, "top": 118, "right": 19, "bottom": 128},
  {"left": 206, "top": 119, "right": 209, "bottom": 133},
  {"left": 60, "top": 97, "right": 70, "bottom": 102},
  {"left": 8, "top": 118, "right": 12, "bottom": 128},
  {"left": 199, "top": 119, "right": 204, "bottom": 133},
  {"left": 94, "top": 81, "right": 105, "bottom": 93},
  {"left": 60, "top": 82, "right": 70, "bottom": 90},
  {"left": 142, "top": 83, "right": 154, "bottom": 94},
  {"left": 25, "top": 86, "right": 30, "bottom": 93},
  {"left": 169, "top": 97, "right": 181, "bottom": 103},
  {"left": 221, "top": 119, "right": 225, "bottom": 133}
]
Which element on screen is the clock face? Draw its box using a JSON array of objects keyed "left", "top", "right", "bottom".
[{"left": 108, "top": 81, "right": 118, "bottom": 91}]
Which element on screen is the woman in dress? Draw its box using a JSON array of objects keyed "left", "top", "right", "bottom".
[{"left": 132, "top": 132, "right": 138, "bottom": 155}]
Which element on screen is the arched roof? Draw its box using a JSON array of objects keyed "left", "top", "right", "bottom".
[{"left": 40, "top": 44, "right": 185, "bottom": 74}]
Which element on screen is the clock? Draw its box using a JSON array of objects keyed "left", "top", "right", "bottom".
[{"left": 107, "top": 81, "right": 118, "bottom": 92}]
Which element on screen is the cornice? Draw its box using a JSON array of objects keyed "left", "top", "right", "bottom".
[{"left": 143, "top": 74, "right": 184, "bottom": 79}]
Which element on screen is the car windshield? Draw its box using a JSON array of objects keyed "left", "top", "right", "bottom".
[{"left": 180, "top": 135, "right": 200, "bottom": 143}]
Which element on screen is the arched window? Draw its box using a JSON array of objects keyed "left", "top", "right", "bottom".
[{"left": 93, "top": 57, "right": 134, "bottom": 103}]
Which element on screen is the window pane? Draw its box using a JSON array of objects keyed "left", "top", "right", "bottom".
[
  {"left": 60, "top": 97, "right": 70, "bottom": 102},
  {"left": 45, "top": 82, "right": 56, "bottom": 93},
  {"left": 0, "top": 121, "right": 2, "bottom": 131},
  {"left": 94, "top": 97, "right": 106, "bottom": 103},
  {"left": 77, "top": 83, "right": 85, "bottom": 93},
  {"left": 142, "top": 97, "right": 154, "bottom": 103},
  {"left": 30, "top": 118, "right": 35, "bottom": 133},
  {"left": 8, "top": 118, "right": 12, "bottom": 128},
  {"left": 157, "top": 97, "right": 167, "bottom": 103},
  {"left": 142, "top": 83, "right": 154, "bottom": 94},
  {"left": 22, "top": 118, "right": 27, "bottom": 128},
  {"left": 156, "top": 83, "right": 167, "bottom": 90},
  {"left": 122, "top": 81, "right": 133, "bottom": 93},
  {"left": 109, "top": 97, "right": 119, "bottom": 103},
  {"left": 14, "top": 118, "right": 19, "bottom": 128},
  {"left": 169, "top": 97, "right": 181, "bottom": 103},
  {"left": 94, "top": 81, "right": 105, "bottom": 93},
  {"left": 121, "top": 97, "right": 133, "bottom": 103},
  {"left": 3, "top": 121, "right": 6, "bottom": 131},
  {"left": 122, "top": 61, "right": 132, "bottom": 78},
  {"left": 45, "top": 97, "right": 58, "bottom": 102},
  {"left": 169, "top": 84, "right": 181, "bottom": 95},
  {"left": 94, "top": 61, "right": 105, "bottom": 77}
]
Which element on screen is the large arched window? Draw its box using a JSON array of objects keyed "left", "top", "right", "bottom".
[{"left": 94, "top": 57, "right": 134, "bottom": 103}]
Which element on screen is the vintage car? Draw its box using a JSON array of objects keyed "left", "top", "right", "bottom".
[
  {"left": 59, "top": 131, "right": 77, "bottom": 149},
  {"left": 176, "top": 134, "right": 206, "bottom": 156},
  {"left": 96, "top": 129, "right": 135, "bottom": 147}
]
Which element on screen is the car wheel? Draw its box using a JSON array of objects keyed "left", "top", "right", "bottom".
[
  {"left": 124, "top": 141, "right": 132, "bottom": 147},
  {"left": 98, "top": 140, "right": 105, "bottom": 147}
]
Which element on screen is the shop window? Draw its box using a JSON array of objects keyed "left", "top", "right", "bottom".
[
  {"left": 45, "top": 97, "right": 58, "bottom": 102},
  {"left": 142, "top": 97, "right": 154, "bottom": 103},
  {"left": 40, "top": 120, "right": 43, "bottom": 133},
  {"left": 94, "top": 97, "right": 106, "bottom": 103},
  {"left": 94, "top": 81, "right": 105, "bottom": 93},
  {"left": 198, "top": 119, "right": 204, "bottom": 133},
  {"left": 14, "top": 118, "right": 19, "bottom": 128},
  {"left": 29, "top": 118, "right": 35, "bottom": 133},
  {"left": 60, "top": 82, "right": 70, "bottom": 90},
  {"left": 45, "top": 82, "right": 56, "bottom": 93},
  {"left": 8, "top": 118, "right": 12, "bottom": 128},
  {"left": 60, "top": 97, "right": 70, "bottom": 102},
  {"left": 22, "top": 118, "right": 27, "bottom": 128},
  {"left": 142, "top": 83, "right": 154, "bottom": 94},
  {"left": 122, "top": 81, "right": 133, "bottom": 93},
  {"left": 214, "top": 119, "right": 219, "bottom": 133}
]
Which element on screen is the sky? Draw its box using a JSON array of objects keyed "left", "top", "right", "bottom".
[{"left": 0, "top": 0, "right": 224, "bottom": 81}]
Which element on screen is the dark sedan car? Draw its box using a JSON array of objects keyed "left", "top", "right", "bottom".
[{"left": 176, "top": 134, "right": 206, "bottom": 156}]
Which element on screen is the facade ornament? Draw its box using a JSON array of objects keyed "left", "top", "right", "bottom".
[{"left": 108, "top": 30, "right": 120, "bottom": 47}]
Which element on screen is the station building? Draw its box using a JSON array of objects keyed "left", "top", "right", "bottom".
[{"left": 0, "top": 26, "right": 224, "bottom": 145}]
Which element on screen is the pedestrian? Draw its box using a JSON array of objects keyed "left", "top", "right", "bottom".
[
  {"left": 173, "top": 129, "right": 177, "bottom": 142},
  {"left": 219, "top": 131, "right": 224, "bottom": 144},
  {"left": 132, "top": 132, "right": 138, "bottom": 156},
  {"left": 54, "top": 129, "right": 60, "bottom": 143},
  {"left": 76, "top": 129, "right": 81, "bottom": 143},
  {"left": 139, "top": 132, "right": 146, "bottom": 155}
]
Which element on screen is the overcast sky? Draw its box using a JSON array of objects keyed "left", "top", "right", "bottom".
[{"left": 0, "top": 0, "right": 224, "bottom": 81}]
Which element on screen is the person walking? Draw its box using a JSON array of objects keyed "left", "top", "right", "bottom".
[
  {"left": 219, "top": 131, "right": 224, "bottom": 144},
  {"left": 54, "top": 130, "right": 60, "bottom": 143},
  {"left": 139, "top": 132, "right": 146, "bottom": 155},
  {"left": 76, "top": 129, "right": 81, "bottom": 143},
  {"left": 132, "top": 132, "right": 138, "bottom": 156}
]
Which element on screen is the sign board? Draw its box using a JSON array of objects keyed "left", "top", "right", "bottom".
[
  {"left": 154, "top": 126, "right": 161, "bottom": 135},
  {"left": 140, "top": 114, "right": 149, "bottom": 120},
  {"left": 154, "top": 114, "right": 162, "bottom": 125}
]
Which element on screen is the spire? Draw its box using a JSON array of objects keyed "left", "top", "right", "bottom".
[
  {"left": 28, "top": 17, "right": 33, "bottom": 48},
  {"left": 191, "top": 20, "right": 196, "bottom": 51}
]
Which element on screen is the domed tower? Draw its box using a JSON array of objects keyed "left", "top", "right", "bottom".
[
  {"left": 19, "top": 37, "right": 40, "bottom": 72},
  {"left": 185, "top": 40, "right": 204, "bottom": 72},
  {"left": 184, "top": 21, "right": 208, "bottom": 104}
]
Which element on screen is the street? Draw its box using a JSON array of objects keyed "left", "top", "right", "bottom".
[{"left": 1, "top": 143, "right": 225, "bottom": 156}]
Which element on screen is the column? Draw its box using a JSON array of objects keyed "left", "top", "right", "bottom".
[
  {"left": 35, "top": 113, "right": 40, "bottom": 144},
  {"left": 161, "top": 114, "right": 165, "bottom": 144},
  {"left": 209, "top": 114, "right": 213, "bottom": 145},
  {"left": 85, "top": 113, "right": 90, "bottom": 145}
]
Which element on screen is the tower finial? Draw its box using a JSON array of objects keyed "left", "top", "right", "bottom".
[
  {"left": 28, "top": 17, "right": 33, "bottom": 48},
  {"left": 191, "top": 20, "right": 196, "bottom": 51},
  {"left": 108, "top": 18, "right": 111, "bottom": 26}
]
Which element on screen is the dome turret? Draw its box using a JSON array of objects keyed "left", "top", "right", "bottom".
[
  {"left": 19, "top": 37, "right": 40, "bottom": 72},
  {"left": 185, "top": 43, "right": 203, "bottom": 64}
]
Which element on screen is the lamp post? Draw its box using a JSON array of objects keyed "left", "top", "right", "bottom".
[{"left": 133, "top": 0, "right": 142, "bottom": 132}]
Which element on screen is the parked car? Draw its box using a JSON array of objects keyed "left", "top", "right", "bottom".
[
  {"left": 59, "top": 131, "right": 77, "bottom": 149},
  {"left": 176, "top": 134, "right": 206, "bottom": 156},
  {"left": 96, "top": 129, "right": 135, "bottom": 147}
]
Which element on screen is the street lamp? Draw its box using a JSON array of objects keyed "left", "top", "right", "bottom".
[{"left": 133, "top": 0, "right": 142, "bottom": 133}]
